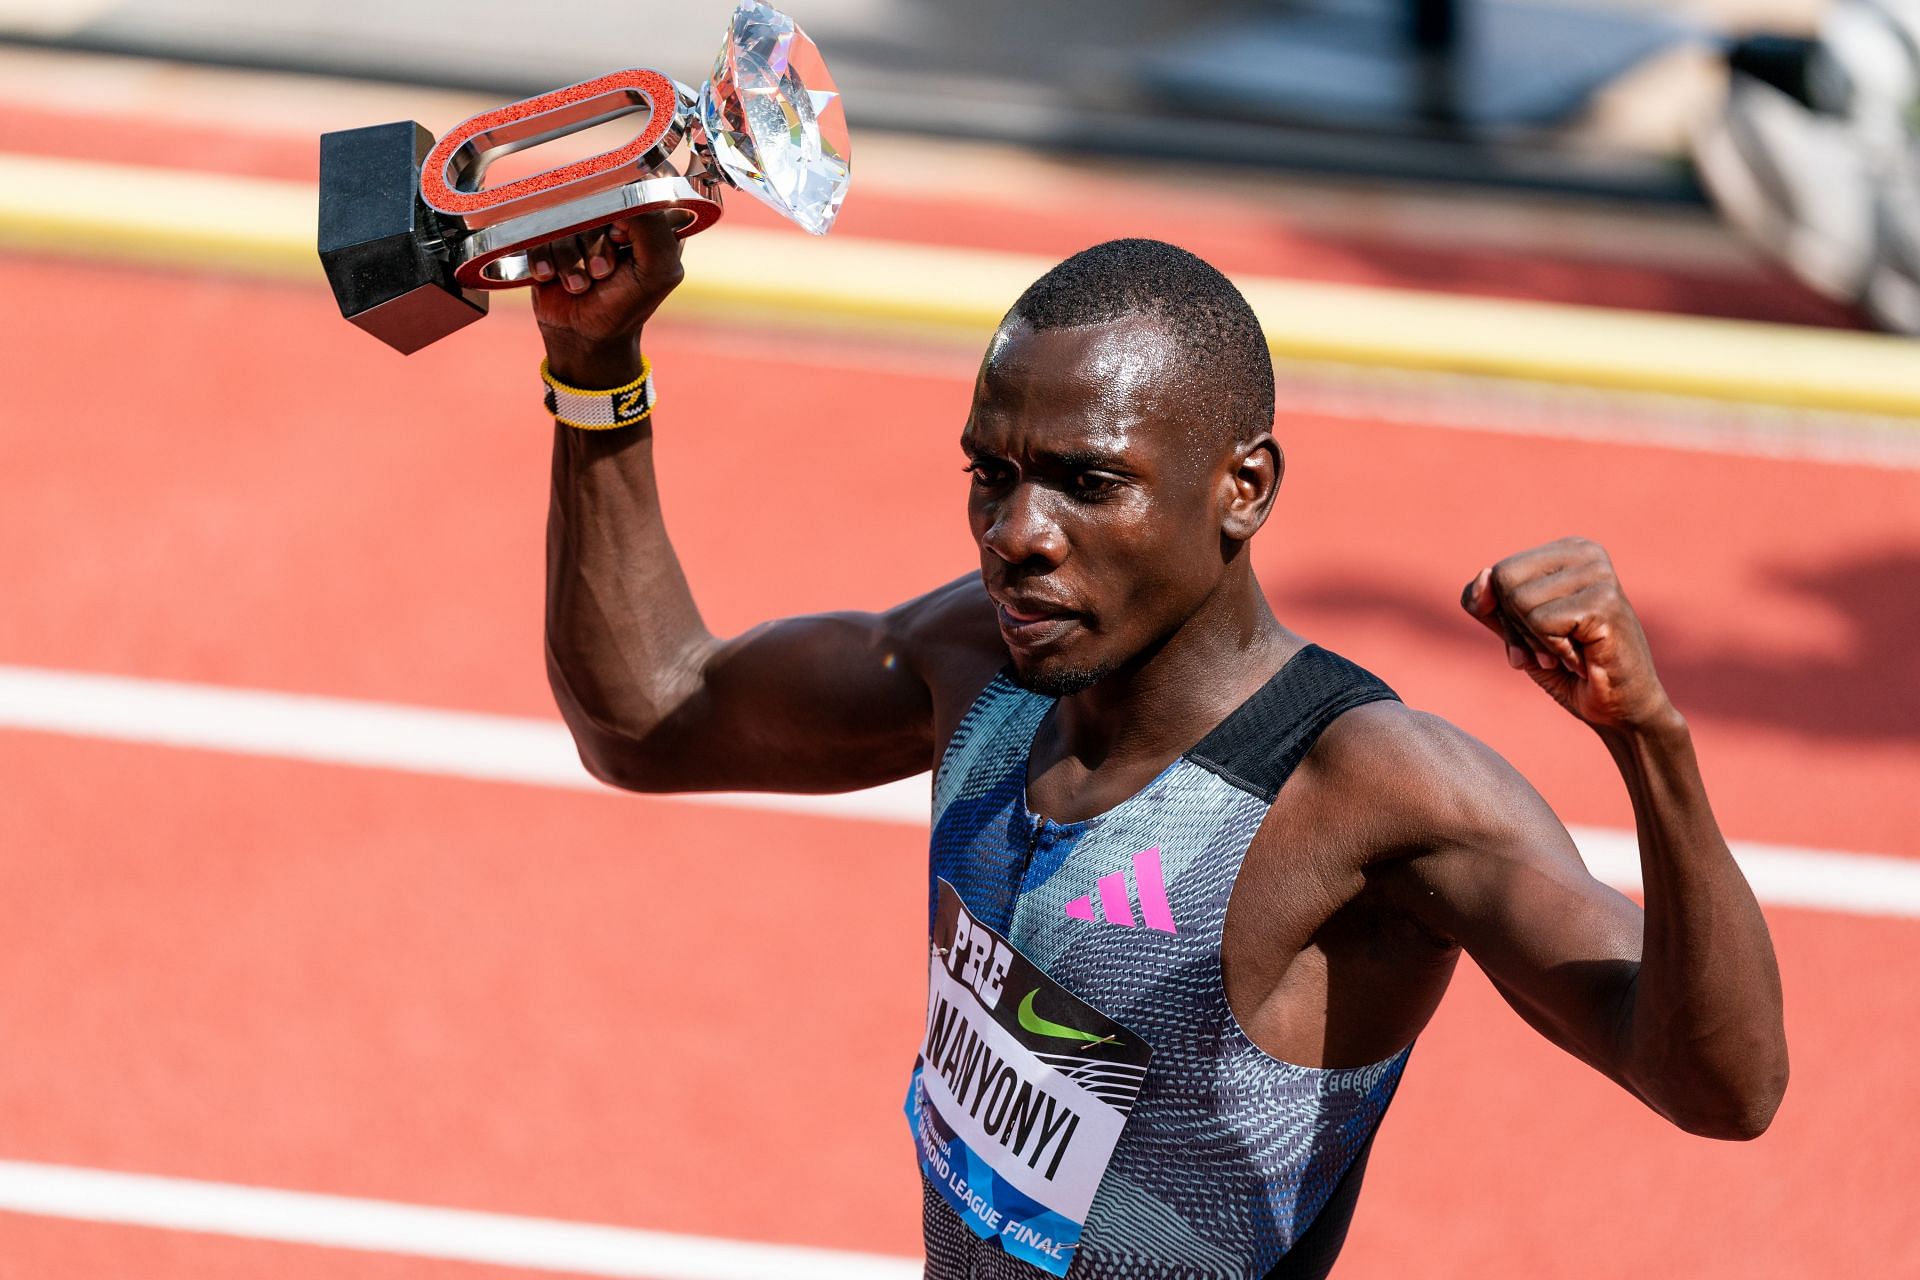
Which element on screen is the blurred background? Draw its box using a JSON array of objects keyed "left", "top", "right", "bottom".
[{"left": 2, "top": 0, "right": 1917, "bottom": 1277}]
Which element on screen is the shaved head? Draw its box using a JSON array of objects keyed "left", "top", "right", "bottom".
[{"left": 998, "top": 238, "right": 1275, "bottom": 448}]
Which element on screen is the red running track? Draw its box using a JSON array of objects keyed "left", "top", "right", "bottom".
[
  {"left": 0, "top": 100, "right": 1868, "bottom": 329},
  {"left": 2, "top": 255, "right": 1918, "bottom": 1276}
]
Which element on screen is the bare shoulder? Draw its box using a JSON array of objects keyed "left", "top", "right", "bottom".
[
  {"left": 883, "top": 573, "right": 1009, "bottom": 739},
  {"left": 1295, "top": 697, "right": 1567, "bottom": 865}
]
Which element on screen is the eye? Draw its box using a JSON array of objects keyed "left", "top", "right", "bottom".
[
  {"left": 1067, "top": 471, "right": 1121, "bottom": 501},
  {"left": 964, "top": 461, "right": 1013, "bottom": 488}
]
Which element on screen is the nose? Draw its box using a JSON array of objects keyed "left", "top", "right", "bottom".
[{"left": 980, "top": 481, "right": 1067, "bottom": 567}]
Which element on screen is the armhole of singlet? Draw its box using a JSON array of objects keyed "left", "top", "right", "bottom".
[{"left": 1184, "top": 644, "right": 1401, "bottom": 802}]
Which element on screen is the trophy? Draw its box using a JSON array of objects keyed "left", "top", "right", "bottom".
[{"left": 317, "top": 1, "right": 850, "bottom": 354}]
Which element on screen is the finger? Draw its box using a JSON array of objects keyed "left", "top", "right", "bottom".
[
  {"left": 1461, "top": 568, "right": 1508, "bottom": 640},
  {"left": 1480, "top": 541, "right": 1615, "bottom": 676},
  {"left": 584, "top": 227, "right": 614, "bottom": 279},
  {"left": 628, "top": 209, "right": 686, "bottom": 263},
  {"left": 1499, "top": 562, "right": 1607, "bottom": 619},
  {"left": 1506, "top": 605, "right": 1580, "bottom": 670},
  {"left": 547, "top": 233, "right": 590, "bottom": 294},
  {"left": 1488, "top": 584, "right": 1567, "bottom": 669},
  {"left": 1483, "top": 558, "right": 1594, "bottom": 669},
  {"left": 1513, "top": 583, "right": 1612, "bottom": 642},
  {"left": 1487, "top": 546, "right": 1575, "bottom": 595},
  {"left": 1460, "top": 567, "right": 1493, "bottom": 615},
  {"left": 608, "top": 219, "right": 630, "bottom": 245},
  {"left": 1461, "top": 569, "right": 1525, "bottom": 666},
  {"left": 1497, "top": 618, "right": 1533, "bottom": 670},
  {"left": 1497, "top": 615, "right": 1578, "bottom": 678},
  {"left": 1528, "top": 629, "right": 1583, "bottom": 674},
  {"left": 1467, "top": 568, "right": 1539, "bottom": 669},
  {"left": 1501, "top": 609, "right": 1576, "bottom": 672},
  {"left": 527, "top": 243, "right": 556, "bottom": 283},
  {"left": 1519, "top": 587, "right": 1615, "bottom": 668},
  {"left": 1485, "top": 541, "right": 1601, "bottom": 608}
]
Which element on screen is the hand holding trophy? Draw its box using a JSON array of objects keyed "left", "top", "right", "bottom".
[{"left": 317, "top": 1, "right": 851, "bottom": 354}]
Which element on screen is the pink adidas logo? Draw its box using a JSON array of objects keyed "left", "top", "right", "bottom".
[{"left": 1063, "top": 847, "right": 1177, "bottom": 934}]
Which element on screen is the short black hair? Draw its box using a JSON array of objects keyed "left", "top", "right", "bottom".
[{"left": 1003, "top": 238, "right": 1274, "bottom": 443}]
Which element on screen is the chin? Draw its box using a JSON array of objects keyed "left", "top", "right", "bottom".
[{"left": 1009, "top": 656, "right": 1115, "bottom": 698}]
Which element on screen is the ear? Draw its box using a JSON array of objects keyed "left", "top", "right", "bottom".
[{"left": 1220, "top": 432, "right": 1283, "bottom": 543}]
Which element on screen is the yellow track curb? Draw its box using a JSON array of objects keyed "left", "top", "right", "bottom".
[{"left": 6, "top": 152, "right": 1919, "bottom": 417}]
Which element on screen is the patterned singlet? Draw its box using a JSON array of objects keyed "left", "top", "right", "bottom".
[{"left": 907, "top": 644, "right": 1413, "bottom": 1280}]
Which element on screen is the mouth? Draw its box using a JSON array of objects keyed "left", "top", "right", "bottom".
[{"left": 991, "top": 595, "right": 1084, "bottom": 649}]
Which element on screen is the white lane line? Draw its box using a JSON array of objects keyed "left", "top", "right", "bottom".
[
  {"left": 1561, "top": 826, "right": 1920, "bottom": 919},
  {"left": 0, "top": 663, "right": 931, "bottom": 824},
  {"left": 3, "top": 664, "right": 1917, "bottom": 920},
  {"left": 0, "top": 1160, "right": 920, "bottom": 1279}
]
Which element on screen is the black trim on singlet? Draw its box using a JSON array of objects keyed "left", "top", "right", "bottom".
[
  {"left": 1185, "top": 642, "right": 1398, "bottom": 1279},
  {"left": 1185, "top": 644, "right": 1400, "bottom": 803}
]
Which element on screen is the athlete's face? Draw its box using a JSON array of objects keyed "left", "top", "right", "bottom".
[{"left": 962, "top": 316, "right": 1271, "bottom": 695}]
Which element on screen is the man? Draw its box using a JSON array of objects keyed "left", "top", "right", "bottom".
[{"left": 530, "top": 221, "right": 1787, "bottom": 1279}]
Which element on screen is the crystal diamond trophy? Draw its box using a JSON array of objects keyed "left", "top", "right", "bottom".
[{"left": 318, "top": 1, "right": 851, "bottom": 352}]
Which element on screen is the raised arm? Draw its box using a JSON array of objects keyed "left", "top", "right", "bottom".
[
  {"left": 1371, "top": 538, "right": 1787, "bottom": 1139},
  {"left": 532, "top": 216, "right": 999, "bottom": 794}
]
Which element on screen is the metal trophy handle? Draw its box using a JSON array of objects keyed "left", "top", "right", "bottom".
[{"left": 317, "top": 2, "right": 851, "bottom": 354}]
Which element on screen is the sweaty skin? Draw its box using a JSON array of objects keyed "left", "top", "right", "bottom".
[{"left": 536, "top": 215, "right": 1787, "bottom": 1139}]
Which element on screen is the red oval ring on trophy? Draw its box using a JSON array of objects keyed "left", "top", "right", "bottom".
[{"left": 421, "top": 69, "right": 691, "bottom": 231}]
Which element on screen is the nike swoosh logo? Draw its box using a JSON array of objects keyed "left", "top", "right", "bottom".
[{"left": 1017, "top": 988, "right": 1106, "bottom": 1044}]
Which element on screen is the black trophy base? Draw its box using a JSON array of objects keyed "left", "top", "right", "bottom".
[{"left": 319, "top": 120, "right": 490, "bottom": 354}]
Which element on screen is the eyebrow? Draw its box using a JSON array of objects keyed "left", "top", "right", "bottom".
[
  {"left": 1038, "top": 446, "right": 1129, "bottom": 471},
  {"left": 958, "top": 438, "right": 1131, "bottom": 471}
]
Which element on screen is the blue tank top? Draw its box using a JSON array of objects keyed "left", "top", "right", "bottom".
[{"left": 909, "top": 644, "right": 1412, "bottom": 1279}]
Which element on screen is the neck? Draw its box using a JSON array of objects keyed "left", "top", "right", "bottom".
[{"left": 1048, "top": 562, "right": 1299, "bottom": 772}]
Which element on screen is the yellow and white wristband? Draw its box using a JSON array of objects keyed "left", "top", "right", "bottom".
[{"left": 540, "top": 356, "right": 656, "bottom": 430}]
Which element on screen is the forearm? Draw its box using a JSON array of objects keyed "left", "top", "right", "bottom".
[
  {"left": 1604, "top": 711, "right": 1788, "bottom": 1138},
  {"left": 544, "top": 333, "right": 718, "bottom": 779}
]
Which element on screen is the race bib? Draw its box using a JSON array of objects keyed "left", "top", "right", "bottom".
[{"left": 905, "top": 879, "right": 1152, "bottom": 1276}]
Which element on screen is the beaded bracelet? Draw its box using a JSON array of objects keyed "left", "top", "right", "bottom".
[{"left": 540, "top": 355, "right": 655, "bottom": 429}]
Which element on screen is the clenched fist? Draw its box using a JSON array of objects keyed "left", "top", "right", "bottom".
[
  {"left": 1461, "top": 537, "right": 1680, "bottom": 734},
  {"left": 532, "top": 212, "right": 687, "bottom": 388}
]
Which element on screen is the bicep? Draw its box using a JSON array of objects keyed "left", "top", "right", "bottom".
[
  {"left": 572, "top": 574, "right": 1000, "bottom": 793},
  {"left": 1379, "top": 722, "right": 1644, "bottom": 1081},
  {"left": 1410, "top": 831, "right": 1643, "bottom": 1082}
]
